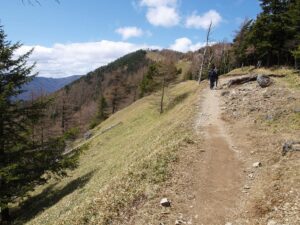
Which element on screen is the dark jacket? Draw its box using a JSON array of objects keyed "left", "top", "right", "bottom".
[{"left": 208, "top": 69, "right": 217, "bottom": 80}]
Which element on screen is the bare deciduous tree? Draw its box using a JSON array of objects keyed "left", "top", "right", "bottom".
[
  {"left": 158, "top": 60, "right": 177, "bottom": 114},
  {"left": 198, "top": 21, "right": 212, "bottom": 84}
]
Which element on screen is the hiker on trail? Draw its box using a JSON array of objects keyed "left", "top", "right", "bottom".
[{"left": 208, "top": 64, "right": 217, "bottom": 90}]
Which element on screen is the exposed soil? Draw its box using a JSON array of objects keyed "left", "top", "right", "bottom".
[
  {"left": 219, "top": 75, "right": 300, "bottom": 225},
  {"left": 191, "top": 87, "right": 243, "bottom": 225},
  {"left": 127, "top": 74, "right": 300, "bottom": 225}
]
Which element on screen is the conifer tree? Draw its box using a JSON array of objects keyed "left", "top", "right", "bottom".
[
  {"left": 231, "top": 19, "right": 253, "bottom": 67},
  {"left": 97, "top": 96, "right": 108, "bottom": 120},
  {"left": 139, "top": 63, "right": 158, "bottom": 97},
  {"left": 249, "top": 0, "right": 291, "bottom": 65},
  {"left": 292, "top": 45, "right": 300, "bottom": 69},
  {"left": 0, "top": 25, "right": 79, "bottom": 221},
  {"left": 287, "top": 0, "right": 300, "bottom": 50}
]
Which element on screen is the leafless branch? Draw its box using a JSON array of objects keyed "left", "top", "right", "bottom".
[
  {"left": 198, "top": 21, "right": 212, "bottom": 84},
  {"left": 21, "top": 0, "right": 60, "bottom": 5}
]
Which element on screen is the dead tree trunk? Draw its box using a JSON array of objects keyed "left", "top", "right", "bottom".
[
  {"left": 198, "top": 21, "right": 212, "bottom": 84},
  {"left": 227, "top": 75, "right": 258, "bottom": 87},
  {"left": 221, "top": 41, "right": 228, "bottom": 74},
  {"left": 207, "top": 51, "right": 214, "bottom": 73},
  {"left": 160, "top": 76, "right": 165, "bottom": 114}
]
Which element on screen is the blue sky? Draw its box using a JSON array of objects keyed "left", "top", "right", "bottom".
[{"left": 0, "top": 0, "right": 261, "bottom": 77}]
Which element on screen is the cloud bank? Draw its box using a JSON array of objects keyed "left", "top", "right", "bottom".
[
  {"left": 13, "top": 2, "right": 224, "bottom": 78},
  {"left": 16, "top": 41, "right": 160, "bottom": 78}
]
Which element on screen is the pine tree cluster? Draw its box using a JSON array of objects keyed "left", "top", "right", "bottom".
[{"left": 231, "top": 0, "right": 300, "bottom": 68}]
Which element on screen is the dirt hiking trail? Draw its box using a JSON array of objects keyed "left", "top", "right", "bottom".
[
  {"left": 193, "top": 86, "right": 243, "bottom": 225},
  {"left": 127, "top": 74, "right": 299, "bottom": 225}
]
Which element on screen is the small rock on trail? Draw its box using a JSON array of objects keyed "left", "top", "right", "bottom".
[
  {"left": 252, "top": 162, "right": 262, "bottom": 168},
  {"left": 160, "top": 198, "right": 171, "bottom": 207}
]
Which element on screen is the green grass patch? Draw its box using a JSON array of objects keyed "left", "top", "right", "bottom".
[
  {"left": 226, "top": 66, "right": 255, "bottom": 76},
  {"left": 264, "top": 112, "right": 300, "bottom": 133},
  {"left": 16, "top": 81, "right": 199, "bottom": 225},
  {"left": 176, "top": 60, "right": 192, "bottom": 81},
  {"left": 282, "top": 72, "right": 300, "bottom": 90}
]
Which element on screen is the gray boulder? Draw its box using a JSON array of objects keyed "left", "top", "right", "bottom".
[
  {"left": 257, "top": 75, "right": 272, "bottom": 88},
  {"left": 84, "top": 131, "right": 92, "bottom": 140}
]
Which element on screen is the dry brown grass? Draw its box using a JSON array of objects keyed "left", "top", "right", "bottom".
[
  {"left": 175, "top": 60, "right": 192, "bottom": 81},
  {"left": 146, "top": 51, "right": 166, "bottom": 62}
]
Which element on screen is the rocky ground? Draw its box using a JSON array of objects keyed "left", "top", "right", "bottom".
[{"left": 220, "top": 74, "right": 300, "bottom": 225}]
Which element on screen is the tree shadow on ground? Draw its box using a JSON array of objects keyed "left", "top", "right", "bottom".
[
  {"left": 12, "top": 170, "right": 96, "bottom": 225},
  {"left": 148, "top": 91, "right": 190, "bottom": 113}
]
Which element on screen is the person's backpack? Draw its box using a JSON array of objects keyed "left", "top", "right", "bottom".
[
  {"left": 208, "top": 69, "right": 214, "bottom": 79},
  {"left": 209, "top": 69, "right": 216, "bottom": 79}
]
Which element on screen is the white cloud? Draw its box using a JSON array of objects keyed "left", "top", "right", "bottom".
[
  {"left": 169, "top": 37, "right": 205, "bottom": 52},
  {"left": 186, "top": 10, "right": 222, "bottom": 29},
  {"left": 115, "top": 26, "right": 144, "bottom": 40},
  {"left": 146, "top": 6, "right": 180, "bottom": 27},
  {"left": 140, "top": 0, "right": 180, "bottom": 27},
  {"left": 16, "top": 41, "right": 160, "bottom": 78}
]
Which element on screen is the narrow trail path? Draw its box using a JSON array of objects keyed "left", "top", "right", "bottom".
[{"left": 192, "top": 86, "right": 243, "bottom": 225}]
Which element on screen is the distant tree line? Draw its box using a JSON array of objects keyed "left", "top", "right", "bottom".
[{"left": 231, "top": 0, "right": 300, "bottom": 68}]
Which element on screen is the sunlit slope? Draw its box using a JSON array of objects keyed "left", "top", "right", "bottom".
[{"left": 23, "top": 81, "right": 200, "bottom": 225}]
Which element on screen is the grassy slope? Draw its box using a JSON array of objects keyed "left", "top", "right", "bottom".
[
  {"left": 18, "top": 81, "right": 200, "bottom": 225},
  {"left": 176, "top": 60, "right": 192, "bottom": 81}
]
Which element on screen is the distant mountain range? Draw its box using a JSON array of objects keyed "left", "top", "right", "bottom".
[{"left": 18, "top": 75, "right": 82, "bottom": 100}]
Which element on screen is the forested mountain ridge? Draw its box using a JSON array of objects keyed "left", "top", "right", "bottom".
[
  {"left": 36, "top": 43, "right": 236, "bottom": 141},
  {"left": 40, "top": 49, "right": 184, "bottom": 139},
  {"left": 17, "top": 75, "right": 82, "bottom": 100}
]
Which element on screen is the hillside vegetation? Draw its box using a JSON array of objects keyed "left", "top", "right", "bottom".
[
  {"left": 15, "top": 81, "right": 200, "bottom": 225},
  {"left": 42, "top": 50, "right": 151, "bottom": 136},
  {"left": 38, "top": 50, "right": 188, "bottom": 140}
]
